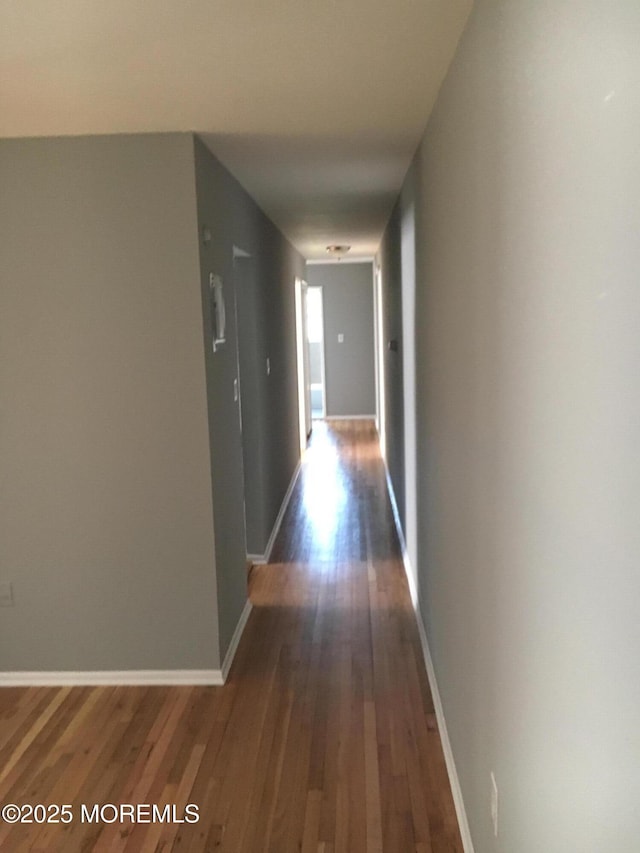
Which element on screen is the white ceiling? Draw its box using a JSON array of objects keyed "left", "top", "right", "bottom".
[{"left": 0, "top": 0, "right": 472, "bottom": 259}]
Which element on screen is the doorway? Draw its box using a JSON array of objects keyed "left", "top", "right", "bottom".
[
  {"left": 232, "top": 247, "right": 258, "bottom": 558},
  {"left": 306, "top": 286, "right": 326, "bottom": 420},
  {"left": 295, "top": 278, "right": 312, "bottom": 455}
]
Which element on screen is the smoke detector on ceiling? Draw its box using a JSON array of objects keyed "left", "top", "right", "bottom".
[{"left": 326, "top": 244, "right": 351, "bottom": 259}]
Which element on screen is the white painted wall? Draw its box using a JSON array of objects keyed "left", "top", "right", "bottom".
[
  {"left": 379, "top": 1, "right": 640, "bottom": 849},
  {"left": 401, "top": 201, "right": 418, "bottom": 598}
]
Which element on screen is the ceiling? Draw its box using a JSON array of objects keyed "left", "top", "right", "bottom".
[{"left": 0, "top": 0, "right": 472, "bottom": 260}]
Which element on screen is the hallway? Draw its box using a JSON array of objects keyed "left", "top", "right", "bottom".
[{"left": 0, "top": 421, "right": 462, "bottom": 852}]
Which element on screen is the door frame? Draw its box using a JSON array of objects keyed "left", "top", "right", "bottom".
[
  {"left": 295, "top": 276, "right": 312, "bottom": 456},
  {"left": 307, "top": 284, "right": 327, "bottom": 420}
]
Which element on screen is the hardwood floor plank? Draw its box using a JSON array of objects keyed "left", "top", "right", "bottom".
[
  {"left": 0, "top": 419, "right": 463, "bottom": 852},
  {"left": 363, "top": 700, "right": 384, "bottom": 853},
  {"left": 0, "top": 687, "right": 71, "bottom": 788},
  {"left": 301, "top": 788, "right": 322, "bottom": 853}
]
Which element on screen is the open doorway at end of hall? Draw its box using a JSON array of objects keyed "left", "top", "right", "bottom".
[{"left": 306, "top": 285, "right": 326, "bottom": 421}]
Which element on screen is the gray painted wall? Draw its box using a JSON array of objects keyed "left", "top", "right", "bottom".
[
  {"left": 233, "top": 255, "right": 266, "bottom": 557},
  {"left": 193, "top": 139, "right": 249, "bottom": 659},
  {"left": 193, "top": 137, "right": 304, "bottom": 569},
  {"left": 378, "top": 208, "right": 405, "bottom": 526},
  {"left": 0, "top": 133, "right": 305, "bottom": 671},
  {"left": 378, "top": 1, "right": 640, "bottom": 850},
  {"left": 0, "top": 134, "right": 220, "bottom": 670},
  {"left": 307, "top": 263, "right": 375, "bottom": 417}
]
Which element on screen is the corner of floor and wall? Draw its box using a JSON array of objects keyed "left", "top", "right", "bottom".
[{"left": 376, "top": 1, "right": 640, "bottom": 851}]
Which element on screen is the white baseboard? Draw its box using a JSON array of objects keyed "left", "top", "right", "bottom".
[
  {"left": 220, "top": 598, "right": 253, "bottom": 683},
  {"left": 247, "top": 461, "right": 301, "bottom": 565},
  {"left": 0, "top": 670, "right": 224, "bottom": 687},
  {"left": 384, "top": 465, "right": 475, "bottom": 853},
  {"left": 412, "top": 602, "right": 475, "bottom": 853},
  {"left": 384, "top": 467, "right": 417, "bottom": 609},
  {"left": 0, "top": 601, "right": 255, "bottom": 689},
  {"left": 264, "top": 461, "right": 300, "bottom": 562}
]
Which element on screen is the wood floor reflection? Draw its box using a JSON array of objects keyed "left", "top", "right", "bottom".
[{"left": 0, "top": 419, "right": 463, "bottom": 852}]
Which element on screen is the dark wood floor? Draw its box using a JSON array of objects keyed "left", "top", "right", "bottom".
[{"left": 0, "top": 420, "right": 462, "bottom": 852}]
